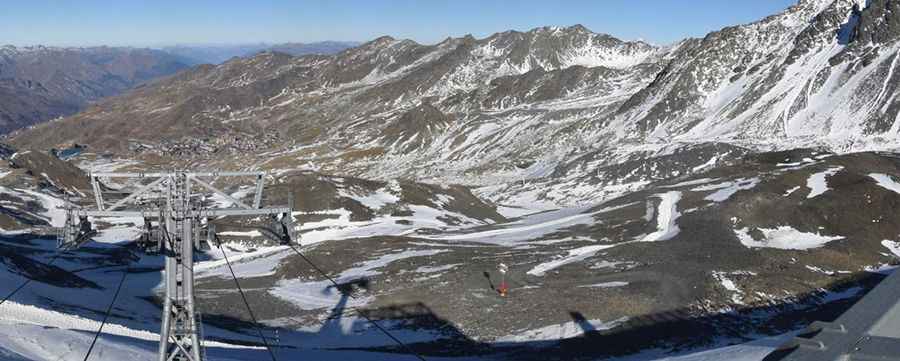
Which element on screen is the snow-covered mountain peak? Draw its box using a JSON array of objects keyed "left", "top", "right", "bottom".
[{"left": 10, "top": 0, "right": 900, "bottom": 209}]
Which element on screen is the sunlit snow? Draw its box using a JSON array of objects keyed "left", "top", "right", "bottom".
[
  {"left": 806, "top": 167, "right": 843, "bottom": 199},
  {"left": 735, "top": 226, "right": 844, "bottom": 250}
]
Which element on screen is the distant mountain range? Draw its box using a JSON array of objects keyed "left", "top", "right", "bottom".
[
  {"left": 160, "top": 41, "right": 360, "bottom": 65},
  {"left": 0, "top": 41, "right": 358, "bottom": 135},
  {"left": 0, "top": 45, "right": 190, "bottom": 134},
  {"left": 13, "top": 0, "right": 900, "bottom": 207}
]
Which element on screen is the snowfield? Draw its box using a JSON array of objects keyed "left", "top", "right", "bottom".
[
  {"left": 870, "top": 173, "right": 900, "bottom": 194},
  {"left": 195, "top": 244, "right": 293, "bottom": 279},
  {"left": 693, "top": 178, "right": 760, "bottom": 202},
  {"left": 806, "top": 167, "right": 843, "bottom": 199},
  {"left": 526, "top": 192, "right": 682, "bottom": 276},
  {"left": 735, "top": 226, "right": 844, "bottom": 250},
  {"left": 637, "top": 191, "right": 682, "bottom": 243},
  {"left": 272, "top": 249, "right": 447, "bottom": 310},
  {"left": 527, "top": 244, "right": 614, "bottom": 276},
  {"left": 420, "top": 206, "right": 601, "bottom": 246}
]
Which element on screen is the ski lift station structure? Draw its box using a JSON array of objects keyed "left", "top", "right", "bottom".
[{"left": 59, "top": 171, "right": 294, "bottom": 361}]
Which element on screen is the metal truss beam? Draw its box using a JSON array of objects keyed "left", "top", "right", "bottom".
[{"left": 61, "top": 170, "right": 293, "bottom": 361}]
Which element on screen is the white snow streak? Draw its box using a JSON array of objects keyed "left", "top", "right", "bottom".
[
  {"left": 579, "top": 281, "right": 629, "bottom": 288},
  {"left": 637, "top": 191, "right": 682, "bottom": 242},
  {"left": 735, "top": 226, "right": 844, "bottom": 250},
  {"left": 527, "top": 245, "right": 614, "bottom": 276},
  {"left": 694, "top": 178, "right": 760, "bottom": 202},
  {"left": 807, "top": 167, "right": 843, "bottom": 198},
  {"left": 882, "top": 240, "right": 900, "bottom": 258}
]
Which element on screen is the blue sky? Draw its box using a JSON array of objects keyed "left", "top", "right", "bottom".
[{"left": 1, "top": 0, "right": 799, "bottom": 47}]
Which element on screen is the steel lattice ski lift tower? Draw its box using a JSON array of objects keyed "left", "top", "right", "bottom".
[{"left": 59, "top": 171, "right": 294, "bottom": 361}]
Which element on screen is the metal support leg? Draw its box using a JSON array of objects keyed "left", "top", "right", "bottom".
[{"left": 159, "top": 177, "right": 203, "bottom": 361}]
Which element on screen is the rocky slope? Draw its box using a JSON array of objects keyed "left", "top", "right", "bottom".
[
  {"left": 12, "top": 0, "right": 900, "bottom": 210},
  {"left": 6, "top": 25, "right": 660, "bottom": 190},
  {"left": 1, "top": 148, "right": 899, "bottom": 360},
  {"left": 0, "top": 46, "right": 190, "bottom": 134},
  {"left": 5, "top": 0, "right": 900, "bottom": 359},
  {"left": 610, "top": 0, "right": 900, "bottom": 147}
]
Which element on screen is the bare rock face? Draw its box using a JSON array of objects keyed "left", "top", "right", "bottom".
[{"left": 856, "top": 0, "right": 900, "bottom": 45}]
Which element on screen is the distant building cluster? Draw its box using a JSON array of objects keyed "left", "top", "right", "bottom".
[{"left": 128, "top": 133, "right": 281, "bottom": 157}]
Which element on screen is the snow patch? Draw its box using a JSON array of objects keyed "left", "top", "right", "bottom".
[
  {"left": 735, "top": 226, "right": 844, "bottom": 250},
  {"left": 495, "top": 205, "right": 540, "bottom": 218},
  {"left": 662, "top": 178, "right": 719, "bottom": 189},
  {"left": 421, "top": 205, "right": 620, "bottom": 246},
  {"left": 272, "top": 249, "right": 447, "bottom": 310},
  {"left": 694, "top": 178, "right": 760, "bottom": 202},
  {"left": 712, "top": 271, "right": 745, "bottom": 304},
  {"left": 527, "top": 245, "right": 614, "bottom": 276},
  {"left": 496, "top": 317, "right": 628, "bottom": 342},
  {"left": 352, "top": 188, "right": 401, "bottom": 210},
  {"left": 17, "top": 189, "right": 67, "bottom": 227},
  {"left": 636, "top": 191, "right": 682, "bottom": 242},
  {"left": 806, "top": 167, "right": 843, "bottom": 199},
  {"left": 196, "top": 245, "right": 291, "bottom": 279},
  {"left": 870, "top": 173, "right": 900, "bottom": 194},
  {"left": 882, "top": 240, "right": 900, "bottom": 258}
]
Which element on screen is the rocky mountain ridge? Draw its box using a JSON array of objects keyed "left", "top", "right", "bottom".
[
  {"left": 0, "top": 45, "right": 190, "bottom": 134},
  {"left": 10, "top": 0, "right": 900, "bottom": 210}
]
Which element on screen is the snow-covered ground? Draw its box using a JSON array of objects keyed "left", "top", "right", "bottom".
[
  {"left": 636, "top": 191, "right": 682, "bottom": 243},
  {"left": 0, "top": 183, "right": 799, "bottom": 361},
  {"left": 693, "top": 178, "right": 760, "bottom": 202},
  {"left": 0, "top": 236, "right": 477, "bottom": 361},
  {"left": 806, "top": 167, "right": 843, "bottom": 199},
  {"left": 870, "top": 173, "right": 900, "bottom": 194},
  {"left": 735, "top": 226, "right": 844, "bottom": 250},
  {"left": 419, "top": 203, "right": 634, "bottom": 246},
  {"left": 271, "top": 249, "right": 447, "bottom": 310},
  {"left": 527, "top": 244, "right": 614, "bottom": 276},
  {"left": 1, "top": 149, "right": 890, "bottom": 361}
]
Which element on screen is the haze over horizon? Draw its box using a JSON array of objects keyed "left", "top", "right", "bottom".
[{"left": 1, "top": 0, "right": 797, "bottom": 47}]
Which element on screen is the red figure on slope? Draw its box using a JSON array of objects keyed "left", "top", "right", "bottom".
[{"left": 498, "top": 263, "right": 509, "bottom": 297}]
